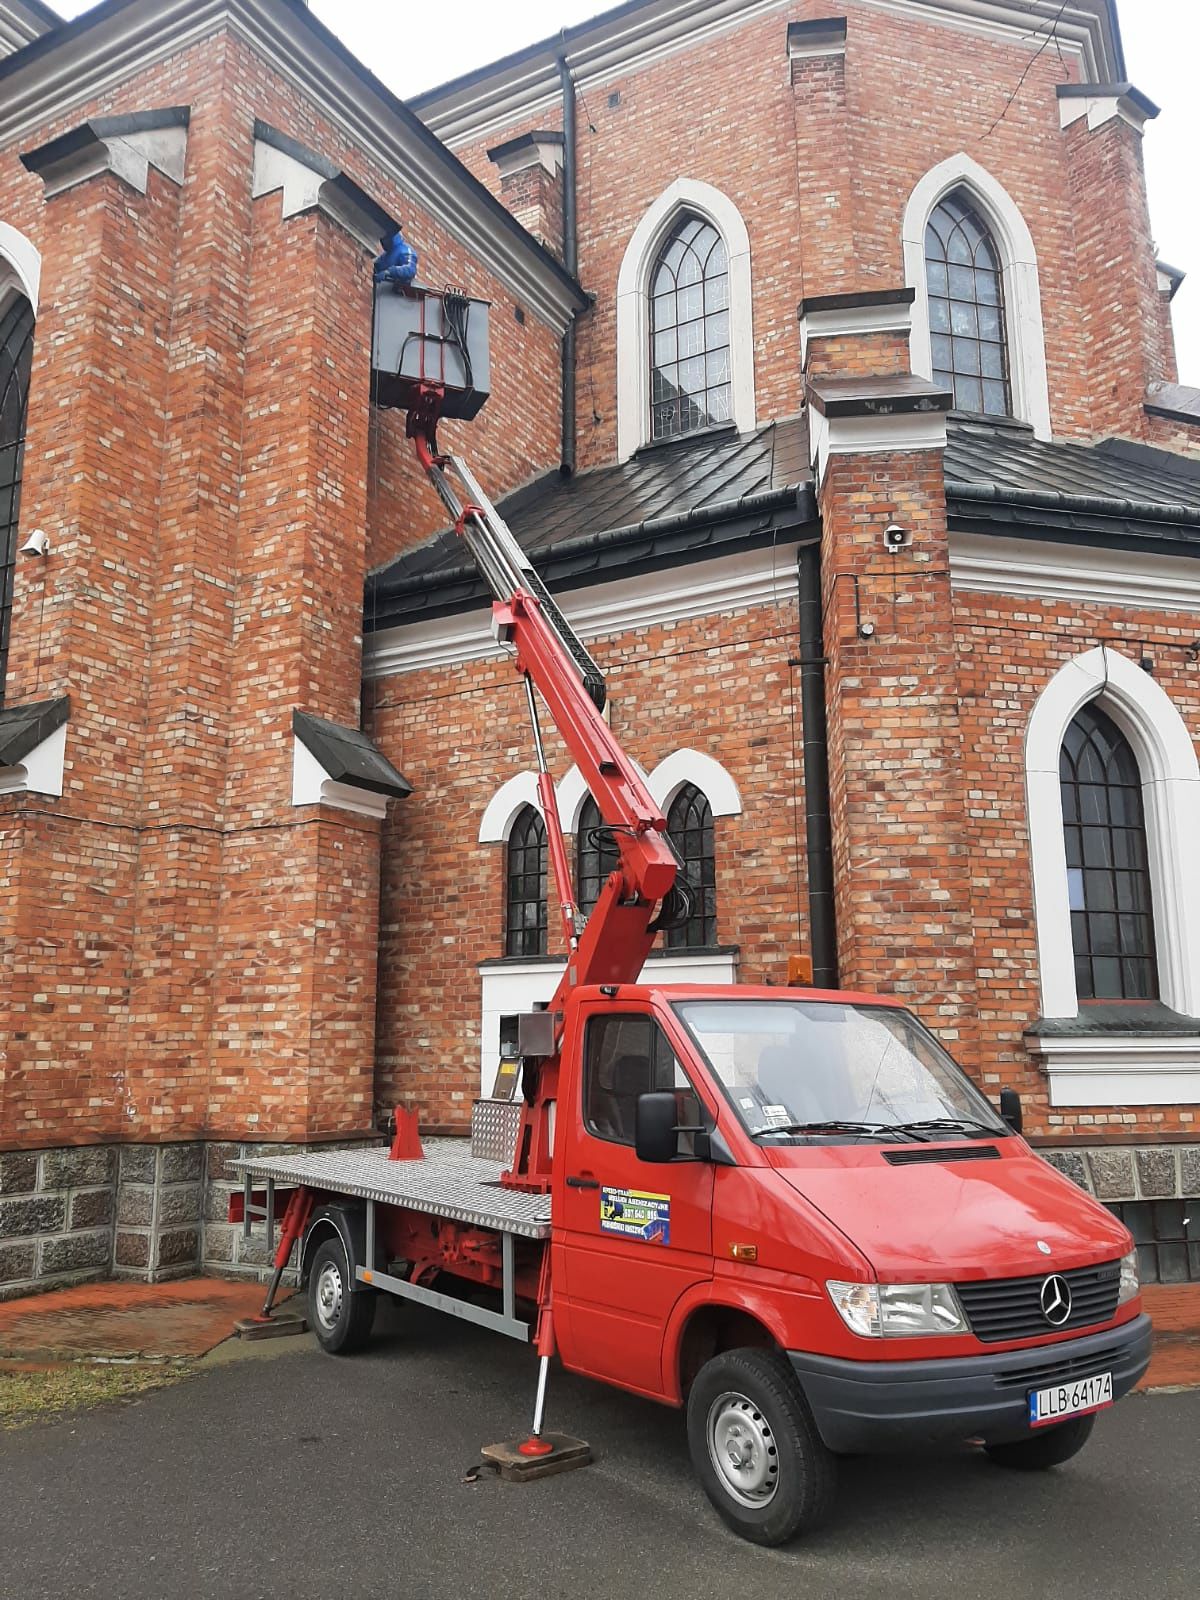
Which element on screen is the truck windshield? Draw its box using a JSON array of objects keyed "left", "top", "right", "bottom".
[{"left": 671, "top": 1000, "right": 1009, "bottom": 1142}]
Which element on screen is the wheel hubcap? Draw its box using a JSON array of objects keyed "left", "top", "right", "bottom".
[
  {"left": 314, "top": 1259, "right": 343, "bottom": 1331},
  {"left": 707, "top": 1391, "right": 779, "bottom": 1508}
]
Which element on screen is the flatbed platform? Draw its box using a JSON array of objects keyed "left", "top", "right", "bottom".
[{"left": 235, "top": 1140, "right": 552, "bottom": 1239}]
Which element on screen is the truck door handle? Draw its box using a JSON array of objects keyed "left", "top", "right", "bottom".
[{"left": 566, "top": 1175, "right": 600, "bottom": 1190}]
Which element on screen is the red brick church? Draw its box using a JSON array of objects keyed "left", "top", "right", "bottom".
[{"left": 1, "top": 0, "right": 1199, "bottom": 1296}]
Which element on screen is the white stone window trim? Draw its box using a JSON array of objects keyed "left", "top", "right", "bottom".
[
  {"left": 615, "top": 178, "right": 755, "bottom": 464},
  {"left": 1036, "top": 1035, "right": 1200, "bottom": 1109},
  {"left": 0, "top": 222, "right": 41, "bottom": 313},
  {"left": 482, "top": 750, "right": 743, "bottom": 842},
  {"left": 901, "top": 153, "right": 1052, "bottom": 441},
  {"left": 1025, "top": 646, "right": 1200, "bottom": 1105}
]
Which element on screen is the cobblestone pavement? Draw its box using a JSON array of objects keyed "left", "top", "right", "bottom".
[{"left": 0, "top": 1302, "right": 1197, "bottom": 1600}]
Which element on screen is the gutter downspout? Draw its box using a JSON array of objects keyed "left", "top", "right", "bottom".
[
  {"left": 797, "top": 543, "right": 838, "bottom": 987},
  {"left": 559, "top": 54, "right": 578, "bottom": 477}
]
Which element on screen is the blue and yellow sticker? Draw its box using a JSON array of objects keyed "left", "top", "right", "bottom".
[{"left": 600, "top": 1187, "right": 670, "bottom": 1245}]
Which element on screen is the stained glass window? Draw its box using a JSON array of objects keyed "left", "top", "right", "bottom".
[
  {"left": 1060, "top": 703, "right": 1158, "bottom": 1001},
  {"left": 925, "top": 191, "right": 1011, "bottom": 417},
  {"left": 649, "top": 214, "right": 731, "bottom": 442},
  {"left": 0, "top": 294, "right": 35, "bottom": 706}
]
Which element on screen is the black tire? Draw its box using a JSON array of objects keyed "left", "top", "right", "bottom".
[
  {"left": 306, "top": 1236, "right": 377, "bottom": 1355},
  {"left": 686, "top": 1347, "right": 837, "bottom": 1546},
  {"left": 984, "top": 1413, "right": 1096, "bottom": 1471}
]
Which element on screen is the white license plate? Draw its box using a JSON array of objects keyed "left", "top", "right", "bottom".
[{"left": 1028, "top": 1370, "right": 1113, "bottom": 1428}]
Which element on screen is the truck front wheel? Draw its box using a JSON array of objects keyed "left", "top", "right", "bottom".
[
  {"left": 307, "top": 1236, "right": 377, "bottom": 1355},
  {"left": 984, "top": 1413, "right": 1096, "bottom": 1471},
  {"left": 686, "top": 1348, "right": 837, "bottom": 1546}
]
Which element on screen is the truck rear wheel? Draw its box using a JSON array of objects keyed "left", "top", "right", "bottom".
[
  {"left": 984, "top": 1413, "right": 1096, "bottom": 1471},
  {"left": 307, "top": 1236, "right": 377, "bottom": 1355},
  {"left": 686, "top": 1347, "right": 837, "bottom": 1546}
]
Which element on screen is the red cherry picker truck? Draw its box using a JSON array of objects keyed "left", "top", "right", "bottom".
[{"left": 233, "top": 276, "right": 1150, "bottom": 1547}]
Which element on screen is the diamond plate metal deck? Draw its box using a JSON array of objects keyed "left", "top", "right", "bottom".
[{"left": 234, "top": 1140, "right": 552, "bottom": 1239}]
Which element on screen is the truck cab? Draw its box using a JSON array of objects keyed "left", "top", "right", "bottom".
[{"left": 550, "top": 982, "right": 1149, "bottom": 1540}]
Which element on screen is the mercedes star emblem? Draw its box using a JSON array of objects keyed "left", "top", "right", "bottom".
[{"left": 1040, "top": 1274, "right": 1073, "bottom": 1327}]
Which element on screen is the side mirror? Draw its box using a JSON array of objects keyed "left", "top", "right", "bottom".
[
  {"left": 999, "top": 1087, "right": 1023, "bottom": 1135},
  {"left": 635, "top": 1092, "right": 682, "bottom": 1164}
]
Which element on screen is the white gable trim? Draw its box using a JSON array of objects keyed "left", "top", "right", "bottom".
[
  {"left": 902, "top": 153, "right": 1052, "bottom": 441},
  {"left": 1026, "top": 646, "right": 1200, "bottom": 1022},
  {"left": 616, "top": 177, "right": 755, "bottom": 463}
]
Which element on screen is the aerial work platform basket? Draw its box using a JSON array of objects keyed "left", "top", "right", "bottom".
[{"left": 371, "top": 280, "right": 491, "bottom": 419}]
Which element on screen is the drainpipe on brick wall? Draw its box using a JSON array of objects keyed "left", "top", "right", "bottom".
[
  {"left": 559, "top": 54, "right": 578, "bottom": 477},
  {"left": 797, "top": 542, "right": 838, "bottom": 987}
]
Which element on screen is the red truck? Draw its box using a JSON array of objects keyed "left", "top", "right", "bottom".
[{"left": 235, "top": 286, "right": 1150, "bottom": 1547}]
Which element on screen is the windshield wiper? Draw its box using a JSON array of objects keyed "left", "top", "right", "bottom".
[
  {"left": 891, "top": 1118, "right": 1006, "bottom": 1140},
  {"left": 749, "top": 1120, "right": 930, "bottom": 1142}
]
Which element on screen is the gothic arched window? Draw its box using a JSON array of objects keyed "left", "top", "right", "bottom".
[
  {"left": 924, "top": 190, "right": 1011, "bottom": 417},
  {"left": 576, "top": 795, "right": 620, "bottom": 917},
  {"left": 0, "top": 294, "right": 35, "bottom": 705},
  {"left": 1060, "top": 703, "right": 1157, "bottom": 1002},
  {"left": 506, "top": 804, "right": 547, "bottom": 958},
  {"left": 649, "top": 214, "right": 730, "bottom": 442},
  {"left": 665, "top": 783, "right": 717, "bottom": 950}
]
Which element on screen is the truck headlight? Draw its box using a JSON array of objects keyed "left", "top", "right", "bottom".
[
  {"left": 1117, "top": 1249, "right": 1140, "bottom": 1305},
  {"left": 827, "top": 1280, "right": 967, "bottom": 1338}
]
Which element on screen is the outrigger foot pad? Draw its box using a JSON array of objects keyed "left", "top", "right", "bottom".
[
  {"left": 233, "top": 1312, "right": 308, "bottom": 1341},
  {"left": 476, "top": 1433, "right": 592, "bottom": 1482}
]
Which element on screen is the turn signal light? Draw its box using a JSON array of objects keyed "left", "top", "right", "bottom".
[{"left": 729, "top": 1243, "right": 758, "bottom": 1263}]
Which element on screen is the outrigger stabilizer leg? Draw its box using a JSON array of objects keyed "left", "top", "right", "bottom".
[{"left": 475, "top": 1281, "right": 592, "bottom": 1481}]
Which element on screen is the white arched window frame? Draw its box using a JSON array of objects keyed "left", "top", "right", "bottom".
[
  {"left": 1026, "top": 647, "right": 1200, "bottom": 1023},
  {"left": 615, "top": 179, "right": 755, "bottom": 463},
  {"left": 0, "top": 221, "right": 41, "bottom": 315},
  {"left": 902, "top": 155, "right": 1051, "bottom": 441}
]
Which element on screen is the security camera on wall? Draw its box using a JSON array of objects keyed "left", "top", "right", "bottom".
[{"left": 19, "top": 529, "right": 49, "bottom": 557}]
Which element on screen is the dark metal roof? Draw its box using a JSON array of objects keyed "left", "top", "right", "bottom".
[
  {"left": 0, "top": 696, "right": 68, "bottom": 768},
  {"left": 366, "top": 418, "right": 817, "bottom": 629},
  {"left": 366, "top": 413, "right": 1200, "bottom": 631},
  {"left": 945, "top": 416, "right": 1200, "bottom": 551},
  {"left": 292, "top": 711, "right": 412, "bottom": 799},
  {"left": 1145, "top": 382, "right": 1200, "bottom": 427}
]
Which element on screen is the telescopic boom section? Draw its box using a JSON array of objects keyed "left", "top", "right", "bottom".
[{"left": 410, "top": 416, "right": 679, "bottom": 1013}]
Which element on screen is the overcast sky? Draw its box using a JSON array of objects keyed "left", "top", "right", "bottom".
[{"left": 52, "top": 0, "right": 1199, "bottom": 381}]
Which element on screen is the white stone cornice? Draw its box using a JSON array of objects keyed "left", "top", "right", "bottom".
[
  {"left": 808, "top": 404, "right": 947, "bottom": 486},
  {"left": 0, "top": 720, "right": 66, "bottom": 798},
  {"left": 1031, "top": 1034, "right": 1200, "bottom": 1108},
  {"left": 949, "top": 533, "right": 1200, "bottom": 613},
  {"left": 364, "top": 542, "right": 804, "bottom": 680},
  {"left": 413, "top": 0, "right": 1104, "bottom": 147},
  {"left": 0, "top": 0, "right": 584, "bottom": 333},
  {"left": 291, "top": 735, "right": 387, "bottom": 820}
]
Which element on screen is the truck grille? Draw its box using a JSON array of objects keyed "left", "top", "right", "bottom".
[
  {"left": 955, "top": 1262, "right": 1121, "bottom": 1344},
  {"left": 993, "top": 1343, "right": 1126, "bottom": 1391}
]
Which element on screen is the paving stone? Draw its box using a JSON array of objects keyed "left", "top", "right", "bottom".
[
  {"left": 1136, "top": 1148, "right": 1178, "bottom": 1198},
  {"left": 40, "top": 1146, "right": 116, "bottom": 1190},
  {"left": 1180, "top": 1146, "right": 1200, "bottom": 1198},
  {"left": 156, "top": 1228, "right": 200, "bottom": 1269},
  {"left": 1089, "top": 1148, "right": 1136, "bottom": 1201},
  {"left": 0, "top": 1241, "right": 37, "bottom": 1283},
  {"left": 40, "top": 1231, "right": 112, "bottom": 1275},
  {"left": 157, "top": 1184, "right": 202, "bottom": 1226},
  {"left": 117, "top": 1186, "right": 155, "bottom": 1227},
  {"left": 69, "top": 1188, "right": 115, "bottom": 1230},
  {"left": 0, "top": 1196, "right": 66, "bottom": 1239},
  {"left": 119, "top": 1147, "right": 157, "bottom": 1184},
  {"left": 160, "top": 1144, "right": 203, "bottom": 1184},
  {"left": 0, "top": 1154, "right": 38, "bottom": 1196},
  {"left": 114, "top": 1230, "right": 150, "bottom": 1269}
]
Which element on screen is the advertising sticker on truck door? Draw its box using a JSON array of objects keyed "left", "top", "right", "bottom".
[{"left": 600, "top": 1187, "right": 671, "bottom": 1245}]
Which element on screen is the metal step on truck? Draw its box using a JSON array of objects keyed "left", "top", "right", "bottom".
[{"left": 233, "top": 264, "right": 1151, "bottom": 1548}]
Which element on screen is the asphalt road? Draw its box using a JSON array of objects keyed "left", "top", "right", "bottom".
[{"left": 2, "top": 1303, "right": 1196, "bottom": 1600}]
